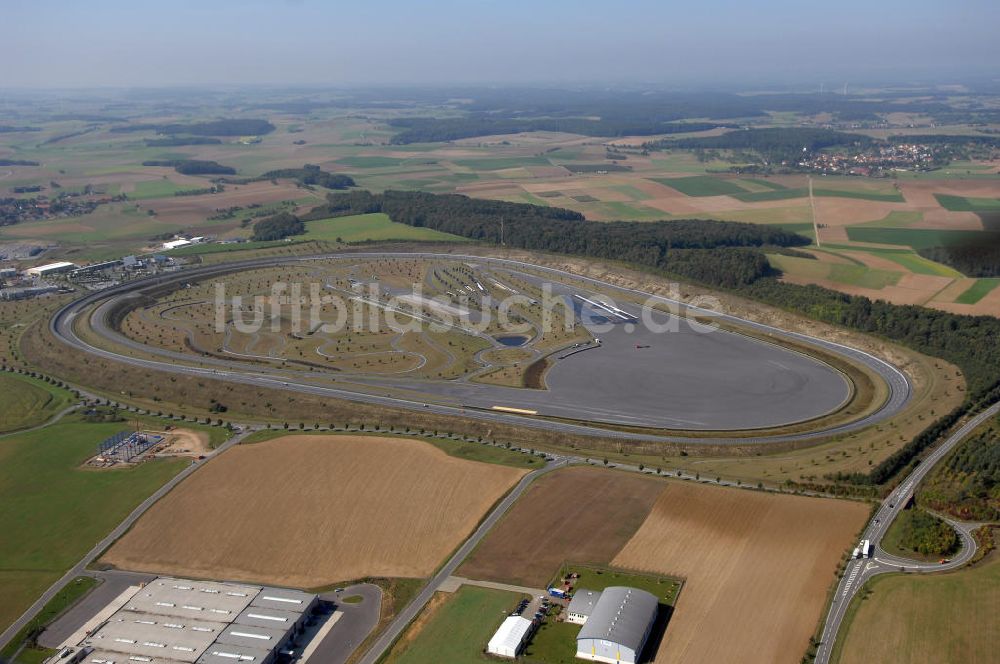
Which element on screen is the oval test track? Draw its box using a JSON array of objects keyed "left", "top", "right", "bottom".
[{"left": 50, "top": 252, "right": 912, "bottom": 445}]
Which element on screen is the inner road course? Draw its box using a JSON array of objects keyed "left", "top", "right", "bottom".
[{"left": 50, "top": 251, "right": 913, "bottom": 445}]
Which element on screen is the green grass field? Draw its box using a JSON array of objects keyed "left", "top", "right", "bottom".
[
  {"left": 384, "top": 586, "right": 525, "bottom": 664},
  {"left": 934, "top": 193, "right": 1000, "bottom": 212},
  {"left": 0, "top": 415, "right": 188, "bottom": 631},
  {"left": 302, "top": 213, "right": 466, "bottom": 243},
  {"left": 812, "top": 187, "right": 905, "bottom": 202},
  {"left": 0, "top": 374, "right": 72, "bottom": 434},
  {"left": 832, "top": 553, "right": 1000, "bottom": 664},
  {"left": 549, "top": 564, "right": 681, "bottom": 604},
  {"left": 855, "top": 211, "right": 924, "bottom": 228},
  {"left": 1, "top": 576, "right": 97, "bottom": 663},
  {"left": 732, "top": 187, "right": 808, "bottom": 202},
  {"left": 652, "top": 175, "right": 747, "bottom": 197},
  {"left": 955, "top": 278, "right": 1000, "bottom": 305}
]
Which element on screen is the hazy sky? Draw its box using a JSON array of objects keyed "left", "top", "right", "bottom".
[{"left": 3, "top": 0, "right": 998, "bottom": 88}]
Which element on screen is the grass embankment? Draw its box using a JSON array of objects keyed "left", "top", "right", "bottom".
[
  {"left": 0, "top": 576, "right": 97, "bottom": 664},
  {"left": 832, "top": 553, "right": 1000, "bottom": 664},
  {"left": 383, "top": 586, "right": 525, "bottom": 664},
  {"left": 0, "top": 373, "right": 73, "bottom": 434},
  {"left": 0, "top": 414, "right": 187, "bottom": 632}
]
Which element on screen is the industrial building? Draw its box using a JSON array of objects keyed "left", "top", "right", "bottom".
[
  {"left": 26, "top": 261, "right": 76, "bottom": 277},
  {"left": 566, "top": 589, "right": 602, "bottom": 625},
  {"left": 487, "top": 616, "right": 533, "bottom": 658},
  {"left": 162, "top": 239, "right": 193, "bottom": 250},
  {"left": 574, "top": 587, "right": 658, "bottom": 664},
  {"left": 52, "top": 577, "right": 317, "bottom": 664}
]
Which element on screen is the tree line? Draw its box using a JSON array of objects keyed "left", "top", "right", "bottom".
[
  {"left": 650, "top": 128, "right": 875, "bottom": 163},
  {"left": 388, "top": 116, "right": 727, "bottom": 144},
  {"left": 113, "top": 118, "right": 275, "bottom": 136},
  {"left": 917, "top": 244, "right": 1000, "bottom": 278},
  {"left": 299, "top": 190, "right": 1000, "bottom": 489},
  {"left": 259, "top": 165, "right": 355, "bottom": 190},
  {"left": 142, "top": 159, "right": 236, "bottom": 175},
  {"left": 250, "top": 212, "right": 303, "bottom": 241},
  {"left": 919, "top": 423, "right": 1000, "bottom": 520}
]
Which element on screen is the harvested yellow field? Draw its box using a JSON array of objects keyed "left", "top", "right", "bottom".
[
  {"left": 102, "top": 435, "right": 526, "bottom": 588},
  {"left": 613, "top": 482, "right": 868, "bottom": 664}
]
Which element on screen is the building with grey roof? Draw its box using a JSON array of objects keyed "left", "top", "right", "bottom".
[
  {"left": 250, "top": 587, "right": 317, "bottom": 613},
  {"left": 59, "top": 577, "right": 317, "bottom": 664},
  {"left": 575, "top": 586, "right": 658, "bottom": 664},
  {"left": 566, "top": 589, "right": 602, "bottom": 625}
]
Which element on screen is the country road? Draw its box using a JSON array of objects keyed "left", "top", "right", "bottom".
[
  {"left": 814, "top": 400, "right": 1000, "bottom": 664},
  {"left": 355, "top": 456, "right": 568, "bottom": 664}
]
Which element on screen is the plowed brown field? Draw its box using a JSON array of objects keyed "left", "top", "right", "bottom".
[
  {"left": 458, "top": 466, "right": 664, "bottom": 586},
  {"left": 612, "top": 482, "right": 868, "bottom": 664},
  {"left": 102, "top": 435, "right": 526, "bottom": 588}
]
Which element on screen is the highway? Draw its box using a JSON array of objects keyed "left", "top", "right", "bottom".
[
  {"left": 49, "top": 251, "right": 913, "bottom": 445},
  {"left": 814, "top": 400, "right": 1000, "bottom": 664}
]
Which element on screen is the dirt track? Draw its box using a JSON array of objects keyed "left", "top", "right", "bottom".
[
  {"left": 102, "top": 435, "right": 525, "bottom": 588},
  {"left": 612, "top": 482, "right": 868, "bottom": 664}
]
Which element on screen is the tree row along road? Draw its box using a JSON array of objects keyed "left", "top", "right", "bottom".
[
  {"left": 814, "top": 400, "right": 1000, "bottom": 664},
  {"left": 50, "top": 251, "right": 912, "bottom": 445}
]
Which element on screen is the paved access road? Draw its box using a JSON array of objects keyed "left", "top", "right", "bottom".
[
  {"left": 814, "top": 400, "right": 1000, "bottom": 664},
  {"left": 355, "top": 456, "right": 569, "bottom": 664},
  {"left": 50, "top": 251, "right": 912, "bottom": 445},
  {"left": 305, "top": 584, "right": 382, "bottom": 664}
]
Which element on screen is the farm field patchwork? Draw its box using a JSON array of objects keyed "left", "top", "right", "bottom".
[{"left": 101, "top": 435, "right": 527, "bottom": 587}]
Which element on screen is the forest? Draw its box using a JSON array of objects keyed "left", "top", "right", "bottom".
[
  {"left": 920, "top": 422, "right": 1000, "bottom": 520},
  {"left": 303, "top": 190, "right": 1000, "bottom": 489},
  {"left": 141, "top": 159, "right": 236, "bottom": 175},
  {"left": 917, "top": 243, "right": 1000, "bottom": 278},
  {"left": 308, "top": 190, "right": 801, "bottom": 288},
  {"left": 654, "top": 128, "right": 875, "bottom": 162},
  {"left": 891, "top": 508, "right": 959, "bottom": 556},
  {"left": 112, "top": 118, "right": 275, "bottom": 136},
  {"left": 258, "top": 165, "right": 355, "bottom": 190},
  {"left": 250, "top": 212, "right": 303, "bottom": 241}
]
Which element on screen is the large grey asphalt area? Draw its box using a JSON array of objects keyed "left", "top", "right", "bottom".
[
  {"left": 50, "top": 252, "right": 912, "bottom": 443},
  {"left": 37, "top": 570, "right": 155, "bottom": 648},
  {"left": 308, "top": 585, "right": 382, "bottom": 664}
]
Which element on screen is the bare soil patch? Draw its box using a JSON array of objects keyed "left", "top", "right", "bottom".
[
  {"left": 612, "top": 482, "right": 868, "bottom": 664},
  {"left": 458, "top": 466, "right": 663, "bottom": 587},
  {"left": 102, "top": 435, "right": 526, "bottom": 588}
]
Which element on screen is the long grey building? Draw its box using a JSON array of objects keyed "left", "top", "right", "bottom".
[
  {"left": 575, "top": 586, "right": 658, "bottom": 664},
  {"left": 51, "top": 577, "right": 317, "bottom": 664}
]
